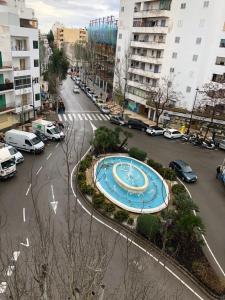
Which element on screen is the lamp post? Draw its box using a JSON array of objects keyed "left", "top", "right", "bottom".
[{"left": 186, "top": 88, "right": 199, "bottom": 134}]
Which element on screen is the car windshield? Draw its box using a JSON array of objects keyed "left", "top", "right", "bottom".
[
  {"left": 51, "top": 127, "right": 60, "bottom": 134},
  {"left": 8, "top": 147, "right": 18, "bottom": 155},
  {"left": 31, "top": 137, "right": 41, "bottom": 145},
  {"left": 173, "top": 131, "right": 180, "bottom": 134},
  {"left": 1, "top": 158, "right": 15, "bottom": 169},
  {"left": 182, "top": 165, "right": 193, "bottom": 173}
]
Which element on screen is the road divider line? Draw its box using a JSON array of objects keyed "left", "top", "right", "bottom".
[
  {"left": 178, "top": 178, "right": 225, "bottom": 277},
  {"left": 46, "top": 153, "right": 52, "bottom": 160},
  {"left": 23, "top": 208, "right": 26, "bottom": 223},
  {"left": 55, "top": 143, "right": 59, "bottom": 148},
  {"left": 51, "top": 184, "right": 55, "bottom": 201},
  {"left": 25, "top": 183, "right": 31, "bottom": 196},
  {"left": 36, "top": 166, "right": 43, "bottom": 176}
]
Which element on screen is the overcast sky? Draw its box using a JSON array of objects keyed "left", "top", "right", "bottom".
[{"left": 26, "top": 0, "right": 119, "bottom": 33}]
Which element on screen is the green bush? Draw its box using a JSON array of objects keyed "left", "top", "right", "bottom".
[
  {"left": 79, "top": 155, "right": 93, "bottom": 172},
  {"left": 103, "top": 202, "right": 116, "bottom": 214},
  {"left": 172, "top": 184, "right": 187, "bottom": 196},
  {"left": 160, "top": 168, "right": 177, "bottom": 181},
  {"left": 127, "top": 217, "right": 134, "bottom": 225},
  {"left": 136, "top": 214, "right": 161, "bottom": 240},
  {"left": 79, "top": 182, "right": 94, "bottom": 195},
  {"left": 114, "top": 210, "right": 129, "bottom": 223},
  {"left": 129, "top": 147, "right": 147, "bottom": 162},
  {"left": 147, "top": 159, "right": 163, "bottom": 173},
  {"left": 174, "top": 194, "right": 199, "bottom": 213},
  {"left": 77, "top": 172, "right": 86, "bottom": 182},
  {"left": 92, "top": 193, "right": 105, "bottom": 209}
]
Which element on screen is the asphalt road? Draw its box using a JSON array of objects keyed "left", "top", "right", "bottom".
[{"left": 0, "top": 75, "right": 223, "bottom": 299}]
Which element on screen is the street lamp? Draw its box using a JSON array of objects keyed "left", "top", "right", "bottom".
[{"left": 186, "top": 88, "right": 199, "bottom": 134}]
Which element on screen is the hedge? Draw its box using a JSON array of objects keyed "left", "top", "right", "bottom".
[
  {"left": 129, "top": 147, "right": 147, "bottom": 162},
  {"left": 79, "top": 155, "right": 93, "bottom": 172},
  {"left": 114, "top": 210, "right": 129, "bottom": 223},
  {"left": 171, "top": 184, "right": 187, "bottom": 196},
  {"left": 103, "top": 202, "right": 116, "bottom": 214},
  {"left": 136, "top": 214, "right": 161, "bottom": 241},
  {"left": 92, "top": 193, "right": 105, "bottom": 209},
  {"left": 127, "top": 217, "right": 134, "bottom": 225}
]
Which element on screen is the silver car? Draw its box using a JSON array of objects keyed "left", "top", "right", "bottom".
[{"left": 219, "top": 140, "right": 225, "bottom": 150}]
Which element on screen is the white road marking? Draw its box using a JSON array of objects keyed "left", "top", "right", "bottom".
[
  {"left": 68, "top": 114, "right": 73, "bottom": 122},
  {"left": 78, "top": 113, "right": 83, "bottom": 121},
  {"left": 51, "top": 184, "right": 55, "bottom": 200},
  {"left": 63, "top": 114, "right": 67, "bottom": 121},
  {"left": 23, "top": 208, "right": 26, "bottom": 222},
  {"left": 25, "top": 183, "right": 31, "bottom": 196},
  {"left": 96, "top": 114, "right": 102, "bottom": 121},
  {"left": 178, "top": 178, "right": 225, "bottom": 277},
  {"left": 70, "top": 141, "right": 205, "bottom": 300},
  {"left": 58, "top": 114, "right": 62, "bottom": 122},
  {"left": 12, "top": 251, "right": 20, "bottom": 262},
  {"left": 82, "top": 113, "right": 88, "bottom": 121},
  {"left": 105, "top": 114, "right": 110, "bottom": 120},
  {"left": 100, "top": 114, "right": 107, "bottom": 120},
  {"left": 55, "top": 143, "right": 59, "bottom": 148},
  {"left": 36, "top": 166, "right": 43, "bottom": 176},
  {"left": 87, "top": 114, "right": 92, "bottom": 121},
  {"left": 46, "top": 152, "right": 52, "bottom": 160},
  {"left": 91, "top": 114, "right": 98, "bottom": 120},
  {"left": 72, "top": 113, "right": 77, "bottom": 120},
  {"left": 0, "top": 282, "right": 7, "bottom": 294},
  {"left": 51, "top": 201, "right": 58, "bottom": 214},
  {"left": 20, "top": 238, "right": 29, "bottom": 248},
  {"left": 6, "top": 266, "right": 15, "bottom": 277}
]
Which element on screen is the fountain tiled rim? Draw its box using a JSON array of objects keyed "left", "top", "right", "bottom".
[{"left": 93, "top": 155, "right": 170, "bottom": 214}]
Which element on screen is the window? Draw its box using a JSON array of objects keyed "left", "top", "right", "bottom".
[
  {"left": 203, "top": 1, "right": 209, "bottom": 7},
  {"left": 192, "top": 55, "right": 198, "bottom": 62},
  {"left": 34, "top": 59, "right": 39, "bottom": 67},
  {"left": 215, "top": 57, "right": 225, "bottom": 66},
  {"left": 172, "top": 52, "right": 177, "bottom": 59},
  {"left": 33, "top": 77, "right": 39, "bottom": 84},
  {"left": 180, "top": 3, "right": 186, "bottom": 9},
  {"left": 25, "top": 140, "right": 32, "bottom": 146},
  {"left": 33, "top": 40, "right": 38, "bottom": 49},
  {"left": 186, "top": 86, "right": 191, "bottom": 93},
  {"left": 14, "top": 75, "right": 31, "bottom": 90},
  {"left": 118, "top": 33, "right": 122, "bottom": 39},
  {"left": 117, "top": 46, "right": 121, "bottom": 52},
  {"left": 196, "top": 37, "right": 202, "bottom": 45},
  {"left": 121, "top": 6, "right": 124, "bottom": 12},
  {"left": 170, "top": 67, "right": 174, "bottom": 73},
  {"left": 35, "top": 93, "right": 40, "bottom": 101},
  {"left": 220, "top": 39, "right": 225, "bottom": 47},
  {"left": 175, "top": 36, "right": 180, "bottom": 43},
  {"left": 161, "top": 20, "right": 166, "bottom": 27}
]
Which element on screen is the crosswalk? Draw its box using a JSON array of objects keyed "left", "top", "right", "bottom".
[{"left": 58, "top": 112, "right": 110, "bottom": 123}]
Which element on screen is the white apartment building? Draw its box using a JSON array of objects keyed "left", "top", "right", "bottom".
[
  {"left": 0, "top": 0, "right": 41, "bottom": 130},
  {"left": 115, "top": 0, "right": 225, "bottom": 118}
]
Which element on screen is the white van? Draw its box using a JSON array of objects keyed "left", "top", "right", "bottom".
[
  {"left": 5, "top": 130, "right": 45, "bottom": 153},
  {"left": 32, "top": 119, "right": 64, "bottom": 141},
  {"left": 0, "top": 142, "right": 24, "bottom": 164},
  {"left": 0, "top": 148, "right": 16, "bottom": 179}
]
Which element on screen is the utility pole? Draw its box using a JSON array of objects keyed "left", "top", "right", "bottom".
[{"left": 186, "top": 88, "right": 199, "bottom": 134}]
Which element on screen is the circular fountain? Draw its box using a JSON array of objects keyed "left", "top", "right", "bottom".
[{"left": 94, "top": 156, "right": 169, "bottom": 214}]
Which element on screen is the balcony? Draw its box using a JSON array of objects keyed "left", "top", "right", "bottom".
[
  {"left": 13, "top": 68, "right": 31, "bottom": 77},
  {"left": 11, "top": 47, "right": 30, "bottom": 57},
  {"left": 125, "top": 92, "right": 147, "bottom": 106},
  {"left": 0, "top": 64, "right": 13, "bottom": 72},
  {"left": 14, "top": 86, "right": 32, "bottom": 96},
  {"left": 131, "top": 54, "right": 163, "bottom": 65},
  {"left": 132, "top": 25, "right": 168, "bottom": 34},
  {"left": 129, "top": 67, "right": 161, "bottom": 79},
  {"left": 131, "top": 40, "right": 166, "bottom": 50},
  {"left": 134, "top": 9, "right": 170, "bottom": 19},
  {"left": 0, "top": 82, "right": 14, "bottom": 94}
]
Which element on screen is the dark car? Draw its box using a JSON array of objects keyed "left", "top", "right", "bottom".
[
  {"left": 34, "top": 131, "right": 48, "bottom": 143},
  {"left": 169, "top": 160, "right": 197, "bottom": 183},
  {"left": 127, "top": 118, "right": 149, "bottom": 131},
  {"left": 110, "top": 115, "right": 127, "bottom": 126}
]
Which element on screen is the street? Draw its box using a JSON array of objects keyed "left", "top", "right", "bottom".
[{"left": 0, "top": 76, "right": 224, "bottom": 299}]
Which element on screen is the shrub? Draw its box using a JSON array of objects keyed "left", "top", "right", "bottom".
[
  {"left": 174, "top": 194, "right": 199, "bottom": 214},
  {"left": 171, "top": 184, "right": 187, "bottom": 196},
  {"left": 77, "top": 172, "right": 86, "bottom": 182},
  {"left": 103, "top": 202, "right": 116, "bottom": 214},
  {"left": 147, "top": 159, "right": 163, "bottom": 173},
  {"left": 79, "top": 182, "right": 94, "bottom": 195},
  {"left": 137, "top": 214, "right": 161, "bottom": 241},
  {"left": 79, "top": 155, "right": 93, "bottom": 172},
  {"left": 160, "top": 168, "right": 177, "bottom": 181},
  {"left": 127, "top": 217, "right": 134, "bottom": 225},
  {"left": 92, "top": 193, "right": 105, "bottom": 209},
  {"left": 129, "top": 147, "right": 147, "bottom": 162},
  {"left": 114, "top": 210, "right": 129, "bottom": 223}
]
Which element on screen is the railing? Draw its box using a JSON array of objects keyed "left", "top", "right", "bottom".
[
  {"left": 15, "top": 83, "right": 31, "bottom": 90},
  {"left": 11, "top": 46, "right": 28, "bottom": 51},
  {"left": 131, "top": 39, "right": 166, "bottom": 44},
  {"left": 133, "top": 23, "right": 168, "bottom": 28},
  {"left": 0, "top": 82, "right": 14, "bottom": 91}
]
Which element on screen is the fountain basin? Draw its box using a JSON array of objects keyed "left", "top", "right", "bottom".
[
  {"left": 94, "top": 156, "right": 169, "bottom": 214},
  {"left": 112, "top": 162, "right": 149, "bottom": 193}
]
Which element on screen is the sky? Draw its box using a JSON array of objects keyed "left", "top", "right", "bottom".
[{"left": 26, "top": 0, "right": 119, "bottom": 33}]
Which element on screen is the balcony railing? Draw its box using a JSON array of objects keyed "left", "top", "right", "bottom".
[
  {"left": 15, "top": 83, "right": 31, "bottom": 90},
  {"left": 131, "top": 39, "right": 166, "bottom": 44},
  {"left": 11, "top": 46, "right": 28, "bottom": 51},
  {"left": 0, "top": 82, "right": 14, "bottom": 92},
  {"left": 133, "top": 23, "right": 168, "bottom": 28}
]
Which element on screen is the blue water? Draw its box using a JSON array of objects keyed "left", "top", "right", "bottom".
[
  {"left": 115, "top": 163, "right": 146, "bottom": 188},
  {"left": 96, "top": 156, "right": 168, "bottom": 210}
]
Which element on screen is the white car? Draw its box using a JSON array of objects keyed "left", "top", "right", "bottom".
[
  {"left": 6, "top": 145, "right": 24, "bottom": 164},
  {"left": 73, "top": 86, "right": 80, "bottom": 94},
  {"left": 86, "top": 90, "right": 95, "bottom": 99},
  {"left": 164, "top": 129, "right": 183, "bottom": 139},
  {"left": 146, "top": 126, "right": 165, "bottom": 136},
  {"left": 91, "top": 94, "right": 98, "bottom": 103}
]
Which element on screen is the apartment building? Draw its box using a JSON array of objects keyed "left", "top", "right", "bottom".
[
  {"left": 0, "top": 0, "right": 40, "bottom": 130},
  {"left": 54, "top": 26, "right": 87, "bottom": 49},
  {"left": 115, "top": 0, "right": 225, "bottom": 117}
]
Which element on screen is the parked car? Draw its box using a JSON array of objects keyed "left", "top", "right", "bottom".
[
  {"left": 84, "top": 86, "right": 91, "bottom": 94},
  {"left": 219, "top": 139, "right": 225, "bottom": 150},
  {"left": 86, "top": 90, "right": 95, "bottom": 98},
  {"left": 99, "top": 105, "right": 110, "bottom": 114},
  {"left": 127, "top": 119, "right": 149, "bottom": 132},
  {"left": 0, "top": 143, "right": 24, "bottom": 164},
  {"left": 164, "top": 129, "right": 183, "bottom": 139},
  {"left": 110, "top": 115, "right": 126, "bottom": 126},
  {"left": 73, "top": 86, "right": 80, "bottom": 94},
  {"left": 34, "top": 131, "right": 48, "bottom": 143},
  {"left": 0, "top": 147, "right": 16, "bottom": 179},
  {"left": 91, "top": 94, "right": 98, "bottom": 103},
  {"left": 169, "top": 160, "right": 197, "bottom": 183},
  {"left": 146, "top": 126, "right": 165, "bottom": 136}
]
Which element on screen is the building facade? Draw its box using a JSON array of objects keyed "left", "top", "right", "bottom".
[
  {"left": 0, "top": 0, "right": 41, "bottom": 130},
  {"left": 115, "top": 0, "right": 225, "bottom": 117}
]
